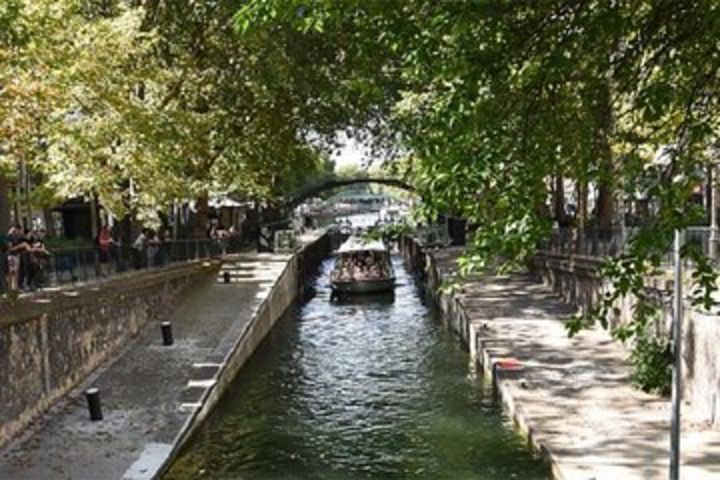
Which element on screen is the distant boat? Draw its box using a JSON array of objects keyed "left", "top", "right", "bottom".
[{"left": 330, "top": 237, "right": 395, "bottom": 295}]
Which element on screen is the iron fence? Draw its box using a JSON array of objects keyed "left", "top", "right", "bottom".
[
  {"left": 2, "top": 236, "right": 244, "bottom": 294},
  {"left": 541, "top": 226, "right": 716, "bottom": 262},
  {"left": 541, "top": 227, "right": 630, "bottom": 257}
]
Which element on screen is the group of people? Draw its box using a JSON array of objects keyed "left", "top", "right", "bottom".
[
  {"left": 91, "top": 223, "right": 231, "bottom": 275},
  {"left": 1, "top": 226, "right": 50, "bottom": 293},
  {"left": 130, "top": 227, "right": 174, "bottom": 270},
  {"left": 336, "top": 251, "right": 390, "bottom": 281},
  {"left": 208, "top": 221, "right": 234, "bottom": 256},
  {"left": 0, "top": 219, "right": 240, "bottom": 295}
]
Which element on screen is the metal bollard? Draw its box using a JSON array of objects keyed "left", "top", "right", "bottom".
[
  {"left": 223, "top": 271, "right": 231, "bottom": 284},
  {"left": 85, "top": 388, "right": 103, "bottom": 421},
  {"left": 161, "top": 321, "right": 174, "bottom": 346}
]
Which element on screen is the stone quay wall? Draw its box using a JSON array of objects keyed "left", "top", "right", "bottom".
[
  {"left": 399, "top": 238, "right": 471, "bottom": 344},
  {"left": 0, "top": 261, "right": 219, "bottom": 448},
  {"left": 157, "top": 233, "right": 332, "bottom": 477},
  {"left": 400, "top": 238, "right": 720, "bottom": 427}
]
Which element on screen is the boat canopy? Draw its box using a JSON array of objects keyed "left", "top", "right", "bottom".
[{"left": 337, "top": 237, "right": 387, "bottom": 254}]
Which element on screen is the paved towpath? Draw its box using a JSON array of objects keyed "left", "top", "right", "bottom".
[
  {"left": 0, "top": 251, "right": 292, "bottom": 480},
  {"left": 432, "top": 247, "right": 720, "bottom": 480}
]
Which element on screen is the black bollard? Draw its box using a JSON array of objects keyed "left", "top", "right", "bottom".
[
  {"left": 161, "top": 321, "right": 174, "bottom": 346},
  {"left": 85, "top": 388, "right": 103, "bottom": 421},
  {"left": 223, "top": 271, "right": 231, "bottom": 284}
]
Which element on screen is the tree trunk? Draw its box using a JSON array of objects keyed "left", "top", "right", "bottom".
[
  {"left": 596, "top": 181, "right": 614, "bottom": 230},
  {"left": 0, "top": 178, "right": 10, "bottom": 234},
  {"left": 172, "top": 202, "right": 179, "bottom": 239},
  {"left": 89, "top": 194, "right": 99, "bottom": 240},
  {"left": 192, "top": 193, "right": 209, "bottom": 238},
  {"left": 553, "top": 175, "right": 567, "bottom": 226},
  {"left": 594, "top": 81, "right": 616, "bottom": 231},
  {"left": 577, "top": 180, "right": 588, "bottom": 228},
  {"left": 43, "top": 208, "right": 56, "bottom": 237}
]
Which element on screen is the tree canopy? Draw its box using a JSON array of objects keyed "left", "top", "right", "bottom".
[
  {"left": 3, "top": 1, "right": 720, "bottom": 338},
  {"left": 1, "top": 0, "right": 347, "bottom": 224},
  {"left": 235, "top": 0, "right": 720, "bottom": 338}
]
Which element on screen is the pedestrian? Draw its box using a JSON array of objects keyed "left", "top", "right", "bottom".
[
  {"left": 158, "top": 226, "right": 172, "bottom": 266},
  {"left": 18, "top": 229, "right": 32, "bottom": 290},
  {"left": 146, "top": 229, "right": 160, "bottom": 267},
  {"left": 56, "top": 253, "right": 77, "bottom": 283},
  {"left": 27, "top": 232, "right": 49, "bottom": 290},
  {"left": 132, "top": 229, "right": 148, "bottom": 269},
  {"left": 215, "top": 222, "right": 228, "bottom": 257},
  {"left": 208, "top": 222, "right": 220, "bottom": 257},
  {"left": 226, "top": 225, "right": 237, "bottom": 253},
  {"left": 95, "top": 225, "right": 115, "bottom": 277},
  {"left": 7, "top": 226, "right": 29, "bottom": 291}
]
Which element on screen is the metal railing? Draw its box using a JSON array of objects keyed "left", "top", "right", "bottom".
[
  {"left": 541, "top": 226, "right": 717, "bottom": 263},
  {"left": 1, "top": 236, "right": 245, "bottom": 294},
  {"left": 541, "top": 227, "right": 630, "bottom": 257}
]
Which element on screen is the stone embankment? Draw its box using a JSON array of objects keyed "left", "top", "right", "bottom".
[
  {"left": 0, "top": 233, "right": 330, "bottom": 480},
  {"left": 0, "top": 261, "right": 215, "bottom": 449},
  {"left": 403, "top": 239, "right": 720, "bottom": 480}
]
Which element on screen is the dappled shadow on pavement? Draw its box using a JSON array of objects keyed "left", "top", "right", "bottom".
[{"left": 432, "top": 250, "right": 720, "bottom": 480}]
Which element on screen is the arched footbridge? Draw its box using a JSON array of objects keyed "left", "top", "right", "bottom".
[{"left": 285, "top": 177, "right": 416, "bottom": 209}]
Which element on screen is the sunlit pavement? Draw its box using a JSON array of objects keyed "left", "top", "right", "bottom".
[{"left": 0, "top": 251, "right": 292, "bottom": 480}]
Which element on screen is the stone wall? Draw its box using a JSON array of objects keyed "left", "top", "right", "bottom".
[
  {"left": 681, "top": 309, "right": 720, "bottom": 424},
  {"left": 0, "top": 262, "right": 217, "bottom": 447},
  {"left": 532, "top": 253, "right": 605, "bottom": 315}
]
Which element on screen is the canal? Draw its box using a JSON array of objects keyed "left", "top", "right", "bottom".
[{"left": 165, "top": 255, "right": 550, "bottom": 479}]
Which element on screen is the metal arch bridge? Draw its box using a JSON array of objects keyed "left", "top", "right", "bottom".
[{"left": 285, "top": 177, "right": 416, "bottom": 209}]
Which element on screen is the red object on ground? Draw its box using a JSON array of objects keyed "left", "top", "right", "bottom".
[{"left": 494, "top": 358, "right": 523, "bottom": 371}]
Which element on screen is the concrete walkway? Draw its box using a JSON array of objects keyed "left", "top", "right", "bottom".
[
  {"left": 0, "top": 252, "right": 291, "bottom": 480},
  {"left": 431, "top": 248, "right": 720, "bottom": 480}
]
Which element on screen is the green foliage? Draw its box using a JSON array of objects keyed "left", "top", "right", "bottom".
[
  {"left": 363, "top": 222, "right": 413, "bottom": 242},
  {"left": 0, "top": 0, "right": 24, "bottom": 47},
  {"left": 235, "top": 0, "right": 720, "bottom": 347},
  {"left": 3, "top": 0, "right": 720, "bottom": 353},
  {"left": 2, "top": 0, "right": 365, "bottom": 223},
  {"left": 335, "top": 163, "right": 369, "bottom": 181},
  {"left": 629, "top": 330, "right": 672, "bottom": 396}
]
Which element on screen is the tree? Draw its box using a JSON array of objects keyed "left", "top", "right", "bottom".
[
  {"left": 1, "top": 0, "right": 363, "bottom": 230},
  {"left": 235, "top": 0, "right": 720, "bottom": 341}
]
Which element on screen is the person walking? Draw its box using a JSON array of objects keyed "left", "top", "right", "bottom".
[
  {"left": 158, "top": 226, "right": 172, "bottom": 266},
  {"left": 146, "top": 229, "right": 160, "bottom": 268},
  {"left": 7, "top": 226, "right": 28, "bottom": 291},
  {"left": 96, "top": 225, "right": 115, "bottom": 277},
  {"left": 132, "top": 229, "right": 148, "bottom": 269},
  {"left": 27, "top": 231, "right": 49, "bottom": 290}
]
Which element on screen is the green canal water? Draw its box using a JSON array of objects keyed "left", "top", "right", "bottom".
[{"left": 165, "top": 256, "right": 550, "bottom": 480}]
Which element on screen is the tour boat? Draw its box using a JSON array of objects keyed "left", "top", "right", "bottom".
[{"left": 330, "top": 237, "right": 395, "bottom": 295}]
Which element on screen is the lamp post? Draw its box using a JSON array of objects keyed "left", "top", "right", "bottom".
[
  {"left": 709, "top": 163, "right": 719, "bottom": 260},
  {"left": 670, "top": 229, "right": 684, "bottom": 480}
]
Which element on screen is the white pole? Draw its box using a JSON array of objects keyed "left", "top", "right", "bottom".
[
  {"left": 710, "top": 165, "right": 718, "bottom": 260},
  {"left": 670, "top": 228, "right": 684, "bottom": 480}
]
